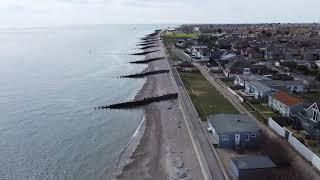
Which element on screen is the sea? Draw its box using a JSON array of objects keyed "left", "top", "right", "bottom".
[{"left": 0, "top": 24, "right": 168, "bottom": 180}]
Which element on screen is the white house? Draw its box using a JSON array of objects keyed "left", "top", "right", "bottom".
[
  {"left": 244, "top": 81, "right": 274, "bottom": 99},
  {"left": 245, "top": 80, "right": 305, "bottom": 99},
  {"left": 268, "top": 91, "right": 304, "bottom": 117},
  {"left": 262, "top": 80, "right": 305, "bottom": 93},
  {"left": 234, "top": 74, "right": 270, "bottom": 87}
]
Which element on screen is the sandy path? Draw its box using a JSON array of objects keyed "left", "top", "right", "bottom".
[{"left": 115, "top": 38, "right": 203, "bottom": 180}]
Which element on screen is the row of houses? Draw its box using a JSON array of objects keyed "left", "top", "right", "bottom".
[
  {"left": 232, "top": 73, "right": 320, "bottom": 140},
  {"left": 234, "top": 74, "right": 305, "bottom": 98},
  {"left": 175, "top": 24, "right": 320, "bottom": 179},
  {"left": 268, "top": 92, "right": 320, "bottom": 140}
]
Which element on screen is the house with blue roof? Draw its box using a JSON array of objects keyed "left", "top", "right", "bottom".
[{"left": 207, "top": 114, "right": 260, "bottom": 149}]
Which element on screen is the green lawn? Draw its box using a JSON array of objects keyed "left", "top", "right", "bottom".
[
  {"left": 241, "top": 102, "right": 277, "bottom": 124},
  {"left": 250, "top": 111, "right": 268, "bottom": 124},
  {"left": 252, "top": 103, "right": 272, "bottom": 113},
  {"left": 179, "top": 71, "right": 239, "bottom": 120},
  {"left": 222, "top": 80, "right": 234, "bottom": 87},
  {"left": 163, "top": 32, "right": 200, "bottom": 39},
  {"left": 172, "top": 33, "right": 200, "bottom": 39}
]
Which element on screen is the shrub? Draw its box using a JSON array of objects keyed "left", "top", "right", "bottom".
[
  {"left": 297, "top": 137, "right": 305, "bottom": 144},
  {"left": 316, "top": 71, "right": 320, "bottom": 81}
]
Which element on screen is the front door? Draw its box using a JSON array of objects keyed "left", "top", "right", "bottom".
[{"left": 235, "top": 134, "right": 240, "bottom": 146}]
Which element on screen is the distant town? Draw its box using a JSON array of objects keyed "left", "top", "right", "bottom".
[{"left": 162, "top": 24, "right": 320, "bottom": 180}]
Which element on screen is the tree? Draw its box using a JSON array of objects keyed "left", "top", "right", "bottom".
[
  {"left": 265, "top": 31, "right": 272, "bottom": 37},
  {"left": 276, "top": 30, "right": 282, "bottom": 35},
  {"left": 296, "top": 64, "right": 308, "bottom": 71},
  {"left": 281, "top": 61, "right": 297, "bottom": 71},
  {"left": 316, "top": 71, "right": 320, "bottom": 81}
]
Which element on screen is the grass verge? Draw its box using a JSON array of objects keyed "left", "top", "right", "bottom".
[{"left": 179, "top": 71, "right": 239, "bottom": 120}]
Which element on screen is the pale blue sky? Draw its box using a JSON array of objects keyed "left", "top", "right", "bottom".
[{"left": 0, "top": 0, "right": 319, "bottom": 27}]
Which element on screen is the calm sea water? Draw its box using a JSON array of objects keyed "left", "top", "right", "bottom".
[{"left": 0, "top": 25, "right": 164, "bottom": 180}]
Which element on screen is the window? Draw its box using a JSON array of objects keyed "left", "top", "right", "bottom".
[
  {"left": 222, "top": 135, "right": 229, "bottom": 141},
  {"left": 251, "top": 133, "right": 256, "bottom": 138},
  {"left": 312, "top": 111, "right": 319, "bottom": 122},
  {"left": 244, "top": 134, "right": 250, "bottom": 141}
]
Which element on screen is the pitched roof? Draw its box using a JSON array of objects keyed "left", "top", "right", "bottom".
[
  {"left": 272, "top": 91, "right": 303, "bottom": 106},
  {"left": 306, "top": 102, "right": 320, "bottom": 112},
  {"left": 225, "top": 59, "right": 253, "bottom": 70},
  {"left": 237, "top": 74, "right": 271, "bottom": 82},
  {"left": 208, "top": 114, "right": 259, "bottom": 134},
  {"left": 231, "top": 156, "right": 276, "bottom": 170},
  {"left": 261, "top": 80, "right": 304, "bottom": 87},
  {"left": 249, "top": 81, "right": 273, "bottom": 92}
]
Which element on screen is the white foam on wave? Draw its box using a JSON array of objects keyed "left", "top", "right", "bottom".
[{"left": 111, "top": 112, "right": 146, "bottom": 179}]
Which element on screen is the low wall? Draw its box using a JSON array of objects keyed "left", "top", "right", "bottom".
[
  {"left": 268, "top": 118, "right": 285, "bottom": 138},
  {"left": 227, "top": 87, "right": 244, "bottom": 102},
  {"left": 268, "top": 118, "right": 320, "bottom": 171},
  {"left": 288, "top": 134, "right": 314, "bottom": 162}
]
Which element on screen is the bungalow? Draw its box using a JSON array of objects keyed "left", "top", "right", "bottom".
[
  {"left": 175, "top": 39, "right": 185, "bottom": 48},
  {"left": 264, "top": 46, "right": 283, "bottom": 60},
  {"left": 304, "top": 49, "right": 320, "bottom": 60},
  {"left": 234, "top": 74, "right": 270, "bottom": 87},
  {"left": 190, "top": 45, "right": 208, "bottom": 60},
  {"left": 261, "top": 80, "right": 305, "bottom": 93},
  {"left": 191, "top": 45, "right": 208, "bottom": 52},
  {"left": 210, "top": 49, "right": 224, "bottom": 61},
  {"left": 280, "top": 60, "right": 317, "bottom": 69},
  {"left": 223, "top": 60, "right": 254, "bottom": 78},
  {"left": 241, "top": 47, "right": 264, "bottom": 59},
  {"left": 208, "top": 114, "right": 260, "bottom": 149},
  {"left": 245, "top": 80, "right": 305, "bottom": 99},
  {"left": 229, "top": 156, "right": 277, "bottom": 180},
  {"left": 268, "top": 91, "right": 304, "bottom": 117},
  {"left": 294, "top": 102, "right": 320, "bottom": 140},
  {"left": 244, "top": 81, "right": 274, "bottom": 99}
]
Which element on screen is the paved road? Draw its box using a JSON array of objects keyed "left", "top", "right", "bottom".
[{"left": 166, "top": 45, "right": 228, "bottom": 180}]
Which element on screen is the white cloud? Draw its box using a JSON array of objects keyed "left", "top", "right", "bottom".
[{"left": 0, "top": 0, "right": 319, "bottom": 28}]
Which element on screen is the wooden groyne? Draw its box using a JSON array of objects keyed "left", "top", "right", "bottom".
[
  {"left": 138, "top": 42, "right": 158, "bottom": 46},
  {"left": 131, "top": 50, "right": 160, "bottom": 56},
  {"left": 144, "top": 30, "right": 160, "bottom": 38},
  {"left": 140, "top": 45, "right": 158, "bottom": 50},
  {"left": 129, "top": 57, "right": 165, "bottom": 64},
  {"left": 141, "top": 39, "right": 159, "bottom": 44},
  {"left": 95, "top": 93, "right": 178, "bottom": 109},
  {"left": 141, "top": 37, "right": 159, "bottom": 41},
  {"left": 143, "top": 34, "right": 157, "bottom": 39},
  {"left": 120, "top": 70, "right": 169, "bottom": 78}
]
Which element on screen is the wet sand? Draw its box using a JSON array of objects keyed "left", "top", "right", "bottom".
[{"left": 113, "top": 37, "right": 203, "bottom": 180}]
